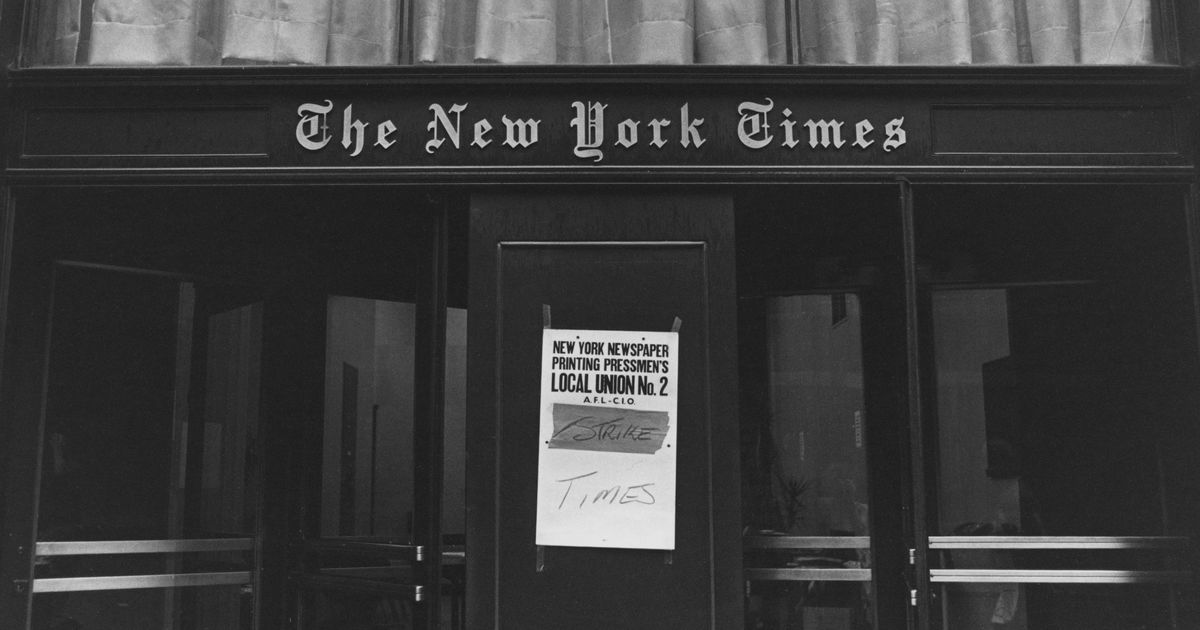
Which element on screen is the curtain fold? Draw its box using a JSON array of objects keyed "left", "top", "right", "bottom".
[
  {"left": 799, "top": 0, "right": 895, "bottom": 64},
  {"left": 695, "top": 0, "right": 769, "bottom": 64},
  {"left": 556, "top": 1, "right": 611, "bottom": 63},
  {"left": 31, "top": 0, "right": 1159, "bottom": 66},
  {"left": 1025, "top": 0, "right": 1075, "bottom": 63},
  {"left": 89, "top": 0, "right": 203, "bottom": 64},
  {"left": 34, "top": 0, "right": 84, "bottom": 64},
  {"left": 220, "top": 0, "right": 332, "bottom": 64},
  {"left": 474, "top": 0, "right": 555, "bottom": 63},
  {"left": 1079, "top": 0, "right": 1153, "bottom": 64},
  {"left": 608, "top": 0, "right": 694, "bottom": 64},
  {"left": 329, "top": 0, "right": 400, "bottom": 64},
  {"left": 969, "top": 0, "right": 1018, "bottom": 64}
]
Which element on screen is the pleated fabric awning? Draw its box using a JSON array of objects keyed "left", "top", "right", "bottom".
[{"left": 30, "top": 0, "right": 1157, "bottom": 66}]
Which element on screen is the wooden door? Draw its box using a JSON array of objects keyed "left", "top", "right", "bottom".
[{"left": 467, "top": 193, "right": 741, "bottom": 629}]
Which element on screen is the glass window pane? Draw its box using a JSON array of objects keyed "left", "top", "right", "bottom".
[
  {"left": 33, "top": 585, "right": 253, "bottom": 630},
  {"left": 742, "top": 295, "right": 873, "bottom": 630},
  {"left": 441, "top": 307, "right": 467, "bottom": 630},
  {"left": 299, "top": 588, "right": 412, "bottom": 630},
  {"left": 920, "top": 187, "right": 1199, "bottom": 540},
  {"left": 753, "top": 295, "right": 869, "bottom": 537},
  {"left": 939, "top": 583, "right": 1181, "bottom": 630},
  {"left": 442, "top": 307, "right": 467, "bottom": 541},
  {"left": 23, "top": 0, "right": 1168, "bottom": 67},
  {"left": 321, "top": 296, "right": 416, "bottom": 539},
  {"left": 199, "top": 302, "right": 262, "bottom": 538},
  {"left": 918, "top": 185, "right": 1200, "bottom": 629},
  {"left": 39, "top": 267, "right": 260, "bottom": 542},
  {"left": 931, "top": 285, "right": 1178, "bottom": 538},
  {"left": 35, "top": 266, "right": 260, "bottom": 629},
  {"left": 739, "top": 187, "right": 905, "bottom": 630},
  {"left": 40, "top": 268, "right": 181, "bottom": 541}
]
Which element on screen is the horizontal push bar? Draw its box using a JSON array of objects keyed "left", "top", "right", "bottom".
[
  {"left": 33, "top": 571, "right": 251, "bottom": 593},
  {"left": 36, "top": 538, "right": 254, "bottom": 556}
]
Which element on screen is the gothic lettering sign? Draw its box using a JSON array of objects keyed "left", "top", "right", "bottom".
[
  {"left": 536, "top": 328, "right": 679, "bottom": 550},
  {"left": 292, "top": 97, "right": 910, "bottom": 167}
]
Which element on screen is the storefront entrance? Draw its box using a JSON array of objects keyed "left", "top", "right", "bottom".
[
  {"left": 1, "top": 185, "right": 1196, "bottom": 629},
  {"left": 0, "top": 189, "right": 461, "bottom": 630}
]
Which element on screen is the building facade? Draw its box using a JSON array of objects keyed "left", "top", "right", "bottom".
[{"left": 1, "top": 2, "right": 1199, "bottom": 629}]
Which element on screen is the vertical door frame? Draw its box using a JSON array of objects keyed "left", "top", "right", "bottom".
[
  {"left": 736, "top": 182, "right": 918, "bottom": 630},
  {"left": 900, "top": 179, "right": 930, "bottom": 629},
  {"left": 411, "top": 203, "right": 449, "bottom": 630},
  {"left": 280, "top": 196, "right": 452, "bottom": 629},
  {"left": 0, "top": 189, "right": 50, "bottom": 630}
]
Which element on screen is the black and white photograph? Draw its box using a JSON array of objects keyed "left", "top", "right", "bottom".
[{"left": 0, "top": 1, "right": 1197, "bottom": 628}]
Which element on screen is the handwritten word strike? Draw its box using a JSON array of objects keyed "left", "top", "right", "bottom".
[
  {"left": 553, "top": 416, "right": 661, "bottom": 443},
  {"left": 549, "top": 404, "right": 669, "bottom": 454}
]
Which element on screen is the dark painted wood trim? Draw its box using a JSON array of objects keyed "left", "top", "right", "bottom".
[
  {"left": 412, "top": 206, "right": 447, "bottom": 629},
  {"left": 0, "top": 189, "right": 13, "bottom": 415},
  {"left": 464, "top": 203, "right": 499, "bottom": 628},
  {"left": 900, "top": 179, "right": 929, "bottom": 629},
  {"left": 701, "top": 202, "right": 743, "bottom": 630},
  {"left": 2, "top": 166, "right": 1195, "bottom": 187},
  {"left": 0, "top": 189, "right": 22, "bottom": 629},
  {"left": 4, "top": 64, "right": 1194, "bottom": 90},
  {"left": 0, "top": 237, "right": 54, "bottom": 630},
  {"left": 1188, "top": 184, "right": 1200, "bottom": 389},
  {"left": 841, "top": 181, "right": 915, "bottom": 630},
  {"left": 260, "top": 294, "right": 328, "bottom": 629},
  {"left": 3, "top": 70, "right": 1191, "bottom": 180}
]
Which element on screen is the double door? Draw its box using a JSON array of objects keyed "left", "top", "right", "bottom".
[
  {"left": 0, "top": 190, "right": 461, "bottom": 630},
  {"left": 1, "top": 186, "right": 1197, "bottom": 629},
  {"left": 736, "top": 185, "right": 1197, "bottom": 630}
]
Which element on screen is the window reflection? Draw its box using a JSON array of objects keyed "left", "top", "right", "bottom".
[
  {"left": 441, "top": 308, "right": 468, "bottom": 629},
  {"left": 758, "top": 295, "right": 869, "bottom": 537},
  {"left": 34, "top": 586, "right": 252, "bottom": 630},
  {"left": 310, "top": 300, "right": 466, "bottom": 630},
  {"left": 941, "top": 584, "right": 1178, "bottom": 630},
  {"left": 321, "top": 296, "right": 416, "bottom": 538},
  {"left": 35, "top": 267, "right": 258, "bottom": 630},
  {"left": 442, "top": 308, "right": 467, "bottom": 541},
  {"left": 931, "top": 284, "right": 1193, "bottom": 629},
  {"left": 932, "top": 289, "right": 1022, "bottom": 537},
  {"left": 932, "top": 285, "right": 1173, "bottom": 540},
  {"left": 742, "top": 294, "right": 872, "bottom": 630},
  {"left": 199, "top": 302, "right": 263, "bottom": 539},
  {"left": 38, "top": 268, "right": 262, "bottom": 543}
]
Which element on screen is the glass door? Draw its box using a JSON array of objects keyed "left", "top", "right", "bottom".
[
  {"left": 294, "top": 291, "right": 468, "bottom": 630},
  {"left": 915, "top": 185, "right": 1199, "bottom": 630},
  {"left": 0, "top": 190, "right": 466, "bottom": 630},
  {"left": 737, "top": 187, "right": 910, "bottom": 629},
  {"left": 28, "top": 263, "right": 261, "bottom": 630}
]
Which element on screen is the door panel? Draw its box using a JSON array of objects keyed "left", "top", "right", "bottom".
[
  {"left": 0, "top": 190, "right": 462, "bottom": 630},
  {"left": 21, "top": 263, "right": 260, "bottom": 630},
  {"left": 468, "top": 194, "right": 740, "bottom": 629},
  {"left": 741, "top": 293, "right": 875, "bottom": 629},
  {"left": 914, "top": 185, "right": 1200, "bottom": 630},
  {"left": 735, "top": 186, "right": 910, "bottom": 630}
]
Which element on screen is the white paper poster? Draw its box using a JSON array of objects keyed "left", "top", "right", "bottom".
[{"left": 535, "top": 328, "right": 679, "bottom": 550}]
